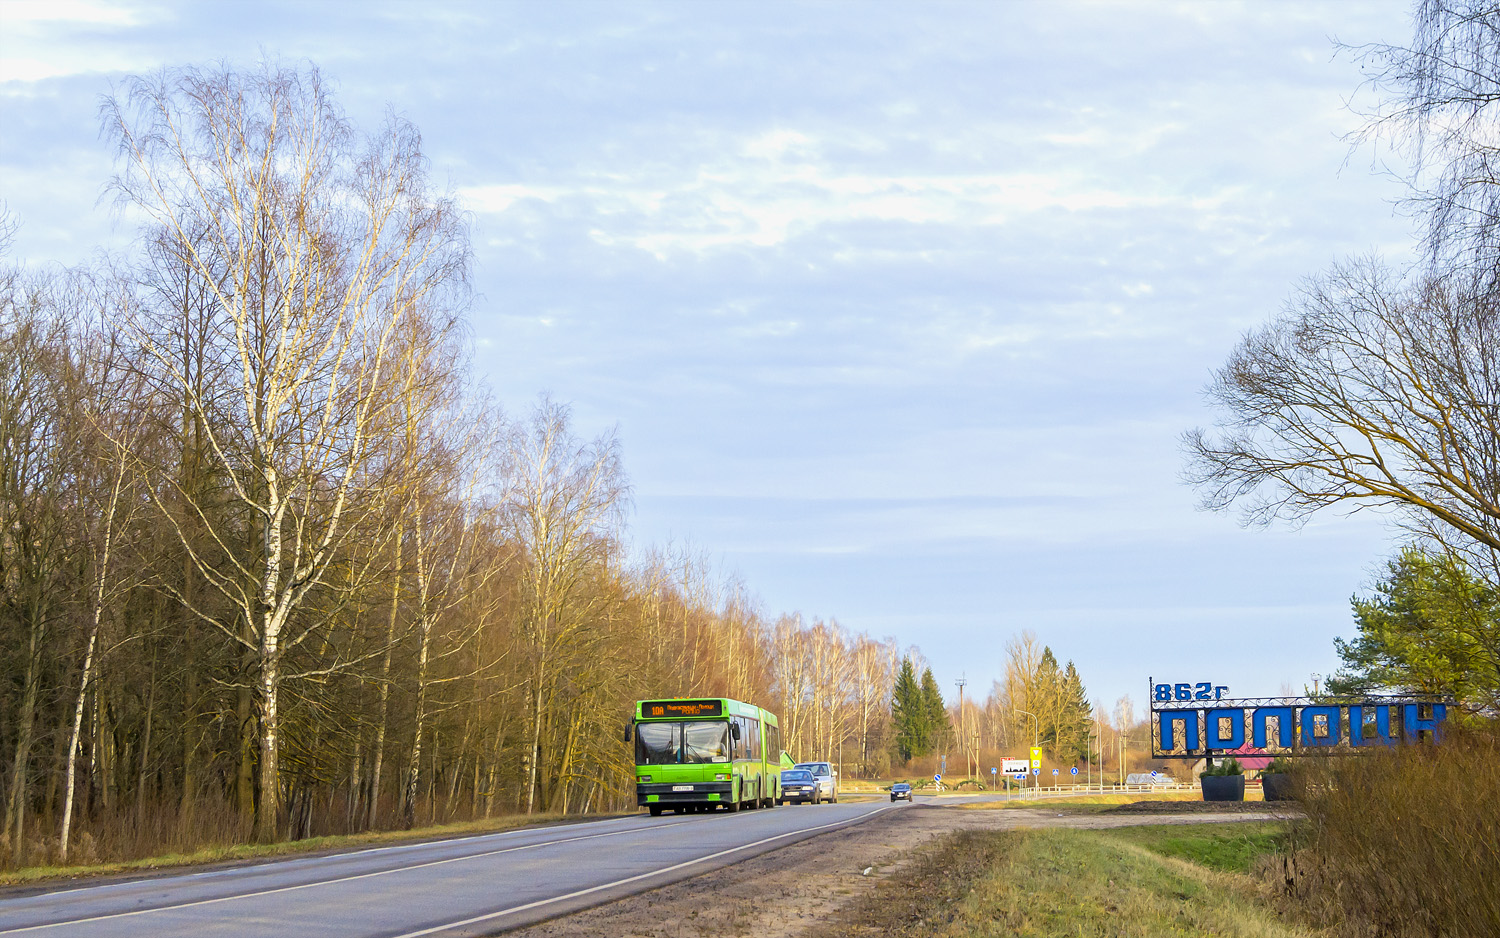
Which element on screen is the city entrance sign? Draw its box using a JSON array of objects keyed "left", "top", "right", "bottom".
[{"left": 1148, "top": 676, "right": 1450, "bottom": 759}]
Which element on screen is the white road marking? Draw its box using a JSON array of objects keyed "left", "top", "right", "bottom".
[
  {"left": 20, "top": 816, "right": 666, "bottom": 901},
  {"left": 0, "top": 818, "right": 702, "bottom": 934},
  {"left": 390, "top": 804, "right": 897, "bottom": 938}
]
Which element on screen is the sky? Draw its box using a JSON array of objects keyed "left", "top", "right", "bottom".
[{"left": 0, "top": 0, "right": 1422, "bottom": 723}]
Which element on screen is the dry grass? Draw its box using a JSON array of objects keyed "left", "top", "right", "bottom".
[
  {"left": 1269, "top": 727, "right": 1500, "bottom": 938},
  {"left": 957, "top": 790, "right": 1241, "bottom": 810},
  {"left": 832, "top": 826, "right": 1321, "bottom": 938},
  {"left": 0, "top": 808, "right": 605, "bottom": 887}
]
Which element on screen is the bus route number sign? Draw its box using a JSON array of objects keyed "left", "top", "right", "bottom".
[{"left": 642, "top": 699, "right": 723, "bottom": 718}]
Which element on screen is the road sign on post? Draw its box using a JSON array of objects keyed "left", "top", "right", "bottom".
[{"left": 1071, "top": 767, "right": 1078, "bottom": 776}]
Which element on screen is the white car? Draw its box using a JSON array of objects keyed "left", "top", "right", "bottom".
[{"left": 792, "top": 761, "right": 838, "bottom": 803}]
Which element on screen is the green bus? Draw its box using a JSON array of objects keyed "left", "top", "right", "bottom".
[{"left": 626, "top": 697, "right": 784, "bottom": 816}]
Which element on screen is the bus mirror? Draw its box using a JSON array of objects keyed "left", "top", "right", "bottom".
[
  {"left": 623, "top": 723, "right": 632, "bottom": 743},
  {"left": 730, "top": 723, "right": 741, "bottom": 740}
]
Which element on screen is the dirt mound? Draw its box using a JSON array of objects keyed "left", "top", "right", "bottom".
[{"left": 1102, "top": 800, "right": 1296, "bottom": 815}]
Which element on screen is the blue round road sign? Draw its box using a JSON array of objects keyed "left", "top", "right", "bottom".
[
  {"left": 934, "top": 773, "right": 941, "bottom": 782},
  {"left": 1071, "top": 767, "right": 1079, "bottom": 775},
  {"left": 1032, "top": 768, "right": 1040, "bottom": 775}
]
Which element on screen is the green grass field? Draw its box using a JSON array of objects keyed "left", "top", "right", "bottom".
[{"left": 834, "top": 821, "right": 1317, "bottom": 937}]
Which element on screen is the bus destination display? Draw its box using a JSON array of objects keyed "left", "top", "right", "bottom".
[{"left": 641, "top": 699, "right": 723, "bottom": 718}]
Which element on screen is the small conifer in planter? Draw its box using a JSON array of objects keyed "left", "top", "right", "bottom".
[
  {"left": 1200, "top": 756, "right": 1245, "bottom": 801},
  {"left": 1261, "top": 756, "right": 1295, "bottom": 802}
]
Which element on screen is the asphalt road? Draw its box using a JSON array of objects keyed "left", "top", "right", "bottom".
[{"left": 0, "top": 799, "right": 920, "bottom": 938}]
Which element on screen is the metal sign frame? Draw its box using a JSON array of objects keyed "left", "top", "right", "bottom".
[{"left": 1147, "top": 678, "right": 1451, "bottom": 760}]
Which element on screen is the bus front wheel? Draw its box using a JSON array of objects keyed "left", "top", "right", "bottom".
[{"left": 648, "top": 805, "right": 662, "bottom": 817}]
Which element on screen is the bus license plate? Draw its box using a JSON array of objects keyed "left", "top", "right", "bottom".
[{"left": 672, "top": 785, "right": 693, "bottom": 792}]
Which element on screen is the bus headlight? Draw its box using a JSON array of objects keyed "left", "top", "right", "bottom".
[
  {"left": 715, "top": 774, "right": 727, "bottom": 781},
  {"left": 639, "top": 776, "right": 651, "bottom": 783}
]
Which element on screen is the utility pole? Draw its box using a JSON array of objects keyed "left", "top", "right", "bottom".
[
  {"left": 1015, "top": 709, "right": 1038, "bottom": 797},
  {"left": 955, "top": 675, "right": 967, "bottom": 779}
]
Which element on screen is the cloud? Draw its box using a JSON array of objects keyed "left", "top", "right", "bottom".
[{"left": 0, "top": 1, "right": 161, "bottom": 84}]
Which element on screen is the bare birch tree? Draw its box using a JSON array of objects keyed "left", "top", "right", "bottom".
[
  {"left": 503, "top": 397, "right": 627, "bottom": 814},
  {"left": 103, "top": 63, "right": 469, "bottom": 841},
  {"left": 58, "top": 276, "right": 150, "bottom": 861}
]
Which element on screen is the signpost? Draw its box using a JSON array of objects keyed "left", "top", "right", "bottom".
[
  {"left": 1147, "top": 676, "right": 1451, "bottom": 760},
  {"left": 934, "top": 772, "right": 941, "bottom": 792}
]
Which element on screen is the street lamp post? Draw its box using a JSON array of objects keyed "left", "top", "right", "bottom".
[
  {"left": 1092, "top": 717, "right": 1104, "bottom": 792},
  {"left": 1014, "top": 710, "right": 1038, "bottom": 796}
]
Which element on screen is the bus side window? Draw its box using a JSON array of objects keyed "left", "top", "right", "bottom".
[{"left": 752, "top": 720, "right": 761, "bottom": 760}]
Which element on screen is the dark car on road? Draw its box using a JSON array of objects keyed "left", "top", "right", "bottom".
[
  {"left": 889, "top": 782, "right": 912, "bottom": 802},
  {"left": 780, "top": 769, "right": 817, "bottom": 804}
]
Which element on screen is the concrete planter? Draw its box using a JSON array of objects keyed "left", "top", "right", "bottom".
[
  {"left": 1200, "top": 774, "right": 1245, "bottom": 802},
  {"left": 1261, "top": 773, "right": 1294, "bottom": 802}
]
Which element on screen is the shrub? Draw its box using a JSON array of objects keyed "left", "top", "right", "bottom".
[
  {"left": 1200, "top": 756, "right": 1243, "bottom": 778},
  {"left": 1271, "top": 725, "right": 1500, "bottom": 937}
]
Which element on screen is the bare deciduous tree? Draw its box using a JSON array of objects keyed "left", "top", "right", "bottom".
[
  {"left": 1184, "top": 259, "right": 1500, "bottom": 561},
  {"left": 1353, "top": 1, "right": 1500, "bottom": 274},
  {"left": 503, "top": 397, "right": 627, "bottom": 814},
  {"left": 103, "top": 63, "right": 470, "bottom": 841}
]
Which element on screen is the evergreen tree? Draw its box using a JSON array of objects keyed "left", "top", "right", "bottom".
[
  {"left": 889, "top": 658, "right": 923, "bottom": 762},
  {"left": 1037, "top": 647, "right": 1062, "bottom": 752},
  {"left": 1058, "top": 661, "right": 1093, "bottom": 762},
  {"left": 919, "top": 667, "right": 951, "bottom": 756},
  {"left": 1329, "top": 548, "right": 1499, "bottom": 715}
]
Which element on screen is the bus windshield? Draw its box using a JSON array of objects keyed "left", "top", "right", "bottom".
[{"left": 635, "top": 721, "right": 731, "bottom": 764}]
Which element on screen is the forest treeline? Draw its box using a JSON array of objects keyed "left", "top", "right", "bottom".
[
  {"left": 889, "top": 633, "right": 1109, "bottom": 776},
  {"left": 0, "top": 61, "right": 1134, "bottom": 873},
  {"left": 0, "top": 63, "right": 932, "bottom": 869}
]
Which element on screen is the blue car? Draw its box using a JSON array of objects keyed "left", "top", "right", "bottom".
[
  {"left": 890, "top": 782, "right": 913, "bottom": 802},
  {"left": 780, "top": 769, "right": 817, "bottom": 804}
]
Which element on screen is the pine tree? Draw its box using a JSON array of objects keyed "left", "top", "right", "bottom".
[
  {"left": 919, "top": 667, "right": 951, "bottom": 756},
  {"left": 1059, "top": 661, "right": 1092, "bottom": 762},
  {"left": 890, "top": 658, "right": 923, "bottom": 763}
]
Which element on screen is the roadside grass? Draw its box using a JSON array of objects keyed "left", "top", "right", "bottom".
[
  {"left": 1098, "top": 821, "right": 1290, "bottom": 874},
  {"left": 834, "top": 823, "right": 1316, "bottom": 938},
  {"left": 0, "top": 811, "right": 609, "bottom": 888},
  {"left": 958, "top": 790, "right": 1259, "bottom": 810}
]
